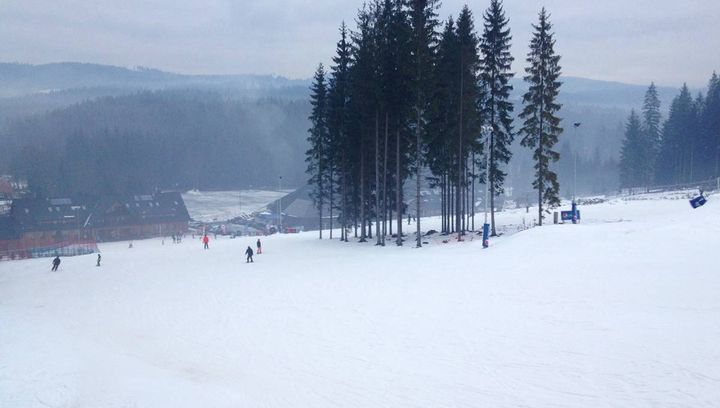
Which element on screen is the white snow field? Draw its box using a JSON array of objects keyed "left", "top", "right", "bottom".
[
  {"left": 2, "top": 193, "right": 720, "bottom": 407},
  {"left": 181, "top": 189, "right": 288, "bottom": 222}
]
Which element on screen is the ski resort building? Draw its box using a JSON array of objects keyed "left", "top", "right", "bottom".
[
  {"left": 0, "top": 192, "right": 190, "bottom": 260},
  {"left": 266, "top": 185, "right": 336, "bottom": 232}
]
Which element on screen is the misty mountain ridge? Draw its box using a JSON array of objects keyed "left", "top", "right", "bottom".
[
  {"left": 0, "top": 62, "right": 310, "bottom": 99},
  {"left": 0, "top": 61, "right": 700, "bottom": 197},
  {"left": 0, "top": 61, "right": 688, "bottom": 109}
]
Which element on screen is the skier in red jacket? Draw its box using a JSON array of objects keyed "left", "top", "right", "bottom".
[{"left": 202, "top": 234, "right": 209, "bottom": 249}]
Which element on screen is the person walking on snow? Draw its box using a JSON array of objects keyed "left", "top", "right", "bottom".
[
  {"left": 245, "top": 246, "right": 254, "bottom": 263},
  {"left": 256, "top": 238, "right": 262, "bottom": 254},
  {"left": 96, "top": 253, "right": 101, "bottom": 267},
  {"left": 203, "top": 234, "right": 209, "bottom": 250},
  {"left": 51, "top": 256, "right": 61, "bottom": 271}
]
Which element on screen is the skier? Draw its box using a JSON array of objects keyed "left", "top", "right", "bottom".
[
  {"left": 256, "top": 238, "right": 262, "bottom": 254},
  {"left": 245, "top": 246, "right": 254, "bottom": 263},
  {"left": 96, "top": 253, "right": 101, "bottom": 267},
  {"left": 51, "top": 256, "right": 61, "bottom": 271},
  {"left": 203, "top": 234, "right": 209, "bottom": 250}
]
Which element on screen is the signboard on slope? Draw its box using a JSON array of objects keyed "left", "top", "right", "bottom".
[
  {"left": 561, "top": 210, "right": 581, "bottom": 222},
  {"left": 690, "top": 194, "right": 707, "bottom": 209}
]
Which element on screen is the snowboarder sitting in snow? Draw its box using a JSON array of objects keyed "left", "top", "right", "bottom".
[
  {"left": 51, "top": 256, "right": 61, "bottom": 271},
  {"left": 245, "top": 246, "right": 254, "bottom": 263},
  {"left": 203, "top": 234, "right": 210, "bottom": 249},
  {"left": 256, "top": 238, "right": 262, "bottom": 254}
]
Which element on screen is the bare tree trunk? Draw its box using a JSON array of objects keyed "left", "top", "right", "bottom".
[
  {"left": 396, "top": 127, "right": 403, "bottom": 246},
  {"left": 538, "top": 168, "right": 543, "bottom": 226},
  {"left": 457, "top": 53, "right": 464, "bottom": 241},
  {"left": 440, "top": 177, "right": 443, "bottom": 233},
  {"left": 416, "top": 103, "right": 422, "bottom": 247},
  {"left": 360, "top": 134, "right": 367, "bottom": 242},
  {"left": 341, "top": 165, "right": 347, "bottom": 241},
  {"left": 382, "top": 113, "right": 389, "bottom": 246},
  {"left": 464, "top": 163, "right": 468, "bottom": 232},
  {"left": 471, "top": 154, "right": 475, "bottom": 231},
  {"left": 490, "top": 127, "right": 497, "bottom": 236},
  {"left": 375, "top": 111, "right": 381, "bottom": 245},
  {"left": 451, "top": 182, "right": 455, "bottom": 233},
  {"left": 319, "top": 200, "right": 323, "bottom": 239},
  {"left": 389, "top": 209, "right": 393, "bottom": 236},
  {"left": 538, "top": 86, "right": 545, "bottom": 226},
  {"left": 329, "top": 168, "right": 333, "bottom": 239}
]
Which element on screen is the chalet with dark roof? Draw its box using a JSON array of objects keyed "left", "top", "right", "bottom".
[{"left": 0, "top": 192, "right": 190, "bottom": 259}]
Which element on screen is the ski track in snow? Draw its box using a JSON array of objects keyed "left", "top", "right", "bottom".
[{"left": 1, "top": 193, "right": 720, "bottom": 407}]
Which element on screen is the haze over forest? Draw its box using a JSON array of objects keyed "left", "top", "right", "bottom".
[{"left": 0, "top": 61, "right": 703, "bottom": 198}]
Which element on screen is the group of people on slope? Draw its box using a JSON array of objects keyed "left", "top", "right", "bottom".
[
  {"left": 245, "top": 238, "right": 261, "bottom": 263},
  {"left": 50, "top": 234, "right": 263, "bottom": 272},
  {"left": 201, "top": 234, "right": 262, "bottom": 264},
  {"left": 50, "top": 252, "right": 101, "bottom": 271}
]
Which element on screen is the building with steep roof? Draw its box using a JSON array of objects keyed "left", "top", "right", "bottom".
[{"left": 0, "top": 192, "right": 190, "bottom": 260}]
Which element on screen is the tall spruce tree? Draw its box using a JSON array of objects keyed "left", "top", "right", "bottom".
[
  {"left": 703, "top": 72, "right": 720, "bottom": 177},
  {"left": 347, "top": 5, "right": 379, "bottom": 242},
  {"left": 641, "top": 83, "right": 661, "bottom": 185},
  {"left": 426, "top": 17, "right": 458, "bottom": 235},
  {"left": 480, "top": 0, "right": 514, "bottom": 236},
  {"left": 327, "top": 22, "right": 353, "bottom": 241},
  {"left": 689, "top": 93, "right": 705, "bottom": 181},
  {"left": 619, "top": 110, "right": 643, "bottom": 188},
  {"left": 454, "top": 6, "right": 483, "bottom": 239},
  {"left": 376, "top": 0, "right": 413, "bottom": 246},
  {"left": 407, "top": 0, "right": 440, "bottom": 247},
  {"left": 519, "top": 8, "right": 562, "bottom": 225},
  {"left": 306, "top": 64, "right": 329, "bottom": 238},
  {"left": 656, "top": 85, "right": 694, "bottom": 184}
]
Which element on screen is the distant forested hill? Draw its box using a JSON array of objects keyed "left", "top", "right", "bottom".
[
  {"left": 0, "top": 90, "right": 309, "bottom": 197},
  {"left": 0, "top": 62, "right": 696, "bottom": 197},
  {"left": 0, "top": 62, "right": 310, "bottom": 98}
]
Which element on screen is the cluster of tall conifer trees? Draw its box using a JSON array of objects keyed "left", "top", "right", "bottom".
[
  {"left": 620, "top": 74, "right": 720, "bottom": 188},
  {"left": 307, "top": 0, "right": 564, "bottom": 246}
]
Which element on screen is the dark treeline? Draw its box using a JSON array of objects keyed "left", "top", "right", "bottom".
[
  {"left": 0, "top": 90, "right": 310, "bottom": 198},
  {"left": 306, "top": 0, "right": 565, "bottom": 245},
  {"left": 620, "top": 73, "right": 720, "bottom": 188}
]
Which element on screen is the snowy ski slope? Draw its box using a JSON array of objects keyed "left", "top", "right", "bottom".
[
  {"left": 1, "top": 192, "right": 719, "bottom": 407},
  {"left": 181, "top": 189, "right": 288, "bottom": 222}
]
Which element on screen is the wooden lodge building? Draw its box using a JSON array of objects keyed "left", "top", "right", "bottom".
[{"left": 0, "top": 192, "right": 190, "bottom": 260}]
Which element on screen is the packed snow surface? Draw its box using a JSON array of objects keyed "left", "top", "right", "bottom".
[{"left": 2, "top": 193, "right": 720, "bottom": 407}]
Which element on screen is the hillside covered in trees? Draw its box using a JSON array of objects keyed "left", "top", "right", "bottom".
[
  {"left": 0, "top": 91, "right": 310, "bottom": 197},
  {"left": 0, "top": 60, "right": 698, "bottom": 202},
  {"left": 619, "top": 74, "right": 720, "bottom": 189}
]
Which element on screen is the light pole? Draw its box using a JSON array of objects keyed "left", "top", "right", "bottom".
[
  {"left": 481, "top": 125, "right": 492, "bottom": 248},
  {"left": 572, "top": 122, "right": 581, "bottom": 224}
]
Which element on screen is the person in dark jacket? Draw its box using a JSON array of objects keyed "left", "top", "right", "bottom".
[
  {"left": 96, "top": 253, "right": 102, "bottom": 267},
  {"left": 245, "top": 246, "right": 254, "bottom": 263},
  {"left": 256, "top": 238, "right": 262, "bottom": 254},
  {"left": 51, "top": 256, "right": 61, "bottom": 271}
]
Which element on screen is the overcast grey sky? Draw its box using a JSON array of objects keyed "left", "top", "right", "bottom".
[{"left": 1, "top": 0, "right": 718, "bottom": 87}]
